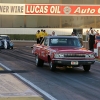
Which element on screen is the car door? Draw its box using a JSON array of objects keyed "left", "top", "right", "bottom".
[{"left": 40, "top": 38, "right": 49, "bottom": 61}]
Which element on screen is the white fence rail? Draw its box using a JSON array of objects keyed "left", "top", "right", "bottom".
[
  {"left": 0, "top": 28, "right": 73, "bottom": 35},
  {"left": 0, "top": 28, "right": 100, "bottom": 35}
]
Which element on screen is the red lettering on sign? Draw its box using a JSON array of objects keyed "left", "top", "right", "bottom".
[
  {"left": 26, "top": 5, "right": 48, "bottom": 14},
  {"left": 74, "top": 7, "right": 95, "bottom": 14},
  {"left": 50, "top": 6, "right": 60, "bottom": 14},
  {"left": 25, "top": 4, "right": 100, "bottom": 16},
  {"left": 25, "top": 5, "right": 61, "bottom": 14}
]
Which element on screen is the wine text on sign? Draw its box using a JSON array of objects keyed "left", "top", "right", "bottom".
[
  {"left": 0, "top": 6, "right": 9, "bottom": 13},
  {"left": 10, "top": 6, "right": 24, "bottom": 13},
  {"left": 0, "top": 5, "right": 23, "bottom": 13}
]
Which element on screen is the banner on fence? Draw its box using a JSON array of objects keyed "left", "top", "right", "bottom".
[{"left": 1, "top": 3, "right": 100, "bottom": 16}]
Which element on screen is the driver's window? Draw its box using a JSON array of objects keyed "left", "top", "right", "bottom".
[
  {"left": 44, "top": 38, "right": 48, "bottom": 46},
  {"left": 73, "top": 38, "right": 81, "bottom": 47}
]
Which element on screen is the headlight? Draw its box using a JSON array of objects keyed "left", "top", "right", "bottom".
[
  {"left": 54, "top": 53, "right": 64, "bottom": 58},
  {"left": 85, "top": 54, "right": 95, "bottom": 58},
  {"left": 90, "top": 54, "right": 95, "bottom": 58},
  {"left": 0, "top": 41, "right": 2, "bottom": 46}
]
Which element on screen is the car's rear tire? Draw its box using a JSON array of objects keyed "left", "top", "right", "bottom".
[
  {"left": 49, "top": 61, "right": 56, "bottom": 71},
  {"left": 11, "top": 47, "right": 13, "bottom": 49},
  {"left": 35, "top": 55, "right": 44, "bottom": 67},
  {"left": 83, "top": 65, "right": 91, "bottom": 72}
]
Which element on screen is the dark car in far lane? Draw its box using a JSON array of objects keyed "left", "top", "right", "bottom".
[
  {"left": 95, "top": 35, "right": 100, "bottom": 43},
  {"left": 0, "top": 35, "right": 13, "bottom": 49}
]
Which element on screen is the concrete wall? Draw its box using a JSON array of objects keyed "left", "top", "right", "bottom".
[
  {"left": 0, "top": 28, "right": 100, "bottom": 35},
  {"left": 0, "top": 28, "right": 73, "bottom": 35}
]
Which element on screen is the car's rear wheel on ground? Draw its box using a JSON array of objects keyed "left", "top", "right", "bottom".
[
  {"left": 49, "top": 61, "right": 56, "bottom": 71},
  {"left": 83, "top": 65, "right": 91, "bottom": 72},
  {"left": 35, "top": 55, "right": 44, "bottom": 67},
  {"left": 11, "top": 47, "right": 13, "bottom": 49}
]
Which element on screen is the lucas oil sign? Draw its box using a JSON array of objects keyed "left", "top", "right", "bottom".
[{"left": 1, "top": 3, "right": 100, "bottom": 16}]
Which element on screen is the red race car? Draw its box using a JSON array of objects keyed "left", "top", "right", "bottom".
[
  {"left": 95, "top": 35, "right": 100, "bottom": 43},
  {"left": 32, "top": 36, "right": 95, "bottom": 72},
  {"left": 94, "top": 35, "right": 100, "bottom": 57}
]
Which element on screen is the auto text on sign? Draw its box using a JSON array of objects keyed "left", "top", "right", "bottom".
[{"left": 73, "top": 6, "right": 100, "bottom": 14}]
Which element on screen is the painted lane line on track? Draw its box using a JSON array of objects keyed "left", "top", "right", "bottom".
[{"left": 0, "top": 63, "right": 57, "bottom": 100}]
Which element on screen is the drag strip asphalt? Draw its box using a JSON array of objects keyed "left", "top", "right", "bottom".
[{"left": 0, "top": 63, "right": 57, "bottom": 100}]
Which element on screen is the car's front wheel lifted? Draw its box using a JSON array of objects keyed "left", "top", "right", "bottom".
[
  {"left": 83, "top": 65, "right": 91, "bottom": 72},
  {"left": 49, "top": 61, "right": 56, "bottom": 71},
  {"left": 35, "top": 55, "right": 44, "bottom": 67}
]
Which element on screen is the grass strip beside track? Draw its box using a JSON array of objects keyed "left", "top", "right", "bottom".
[
  {"left": 0, "top": 97, "right": 43, "bottom": 100},
  {"left": 0, "top": 67, "right": 44, "bottom": 100},
  {"left": 0, "top": 67, "right": 4, "bottom": 70}
]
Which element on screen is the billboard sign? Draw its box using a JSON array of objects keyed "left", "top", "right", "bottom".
[
  {"left": 0, "top": 3, "right": 100, "bottom": 16},
  {"left": 25, "top": 4, "right": 100, "bottom": 16}
]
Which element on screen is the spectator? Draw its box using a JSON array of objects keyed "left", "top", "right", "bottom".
[
  {"left": 88, "top": 28, "right": 96, "bottom": 51},
  {"left": 43, "top": 30, "right": 48, "bottom": 37},
  {"left": 95, "top": 30, "right": 99, "bottom": 43},
  {"left": 77, "top": 32, "right": 83, "bottom": 46},
  {"left": 52, "top": 31, "right": 57, "bottom": 36},
  {"left": 71, "top": 32, "right": 76, "bottom": 36},
  {"left": 85, "top": 30, "right": 89, "bottom": 41},
  {"left": 36, "top": 30, "right": 40, "bottom": 44},
  {"left": 39, "top": 29, "right": 44, "bottom": 43},
  {"left": 96, "top": 30, "right": 99, "bottom": 35}
]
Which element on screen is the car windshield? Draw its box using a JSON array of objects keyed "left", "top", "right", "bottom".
[
  {"left": 0, "top": 36, "right": 10, "bottom": 40},
  {"left": 96, "top": 36, "right": 100, "bottom": 40},
  {"left": 49, "top": 38, "right": 81, "bottom": 47}
]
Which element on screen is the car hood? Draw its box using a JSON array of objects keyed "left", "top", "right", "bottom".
[
  {"left": 50, "top": 46, "right": 92, "bottom": 53},
  {"left": 1, "top": 39, "right": 10, "bottom": 41}
]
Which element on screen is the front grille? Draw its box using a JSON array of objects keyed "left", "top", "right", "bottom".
[
  {"left": 1, "top": 41, "right": 10, "bottom": 47},
  {"left": 7, "top": 41, "right": 10, "bottom": 46},
  {"left": 64, "top": 54, "right": 85, "bottom": 57},
  {"left": 1, "top": 41, "right": 4, "bottom": 45}
]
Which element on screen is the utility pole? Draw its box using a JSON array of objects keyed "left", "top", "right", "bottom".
[
  {"left": 94, "top": 0, "right": 97, "bottom": 28},
  {"left": 60, "top": 0, "right": 62, "bottom": 28},
  {"left": 0, "top": 0, "right": 2, "bottom": 28},
  {"left": 24, "top": 0, "right": 26, "bottom": 28}
]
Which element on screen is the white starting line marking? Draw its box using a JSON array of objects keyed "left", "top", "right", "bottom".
[{"left": 0, "top": 63, "right": 57, "bottom": 100}]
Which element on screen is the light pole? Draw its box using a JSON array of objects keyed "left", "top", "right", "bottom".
[
  {"left": 94, "top": 0, "right": 97, "bottom": 28},
  {"left": 59, "top": 0, "right": 62, "bottom": 28},
  {"left": 0, "top": 1, "right": 2, "bottom": 29},
  {"left": 24, "top": 0, "right": 26, "bottom": 28}
]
